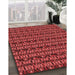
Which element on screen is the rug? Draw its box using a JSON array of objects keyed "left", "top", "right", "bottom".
[{"left": 9, "top": 24, "right": 67, "bottom": 75}]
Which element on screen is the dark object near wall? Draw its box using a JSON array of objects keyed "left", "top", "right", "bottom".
[
  {"left": 47, "top": 12, "right": 53, "bottom": 24},
  {"left": 53, "top": 15, "right": 60, "bottom": 24}
]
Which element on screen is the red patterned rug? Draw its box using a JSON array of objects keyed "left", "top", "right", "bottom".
[{"left": 9, "top": 24, "right": 67, "bottom": 75}]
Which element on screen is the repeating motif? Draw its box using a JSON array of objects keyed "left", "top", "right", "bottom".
[{"left": 9, "top": 24, "right": 66, "bottom": 75}]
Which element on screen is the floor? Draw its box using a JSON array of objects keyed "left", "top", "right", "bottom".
[{"left": 9, "top": 23, "right": 66, "bottom": 75}]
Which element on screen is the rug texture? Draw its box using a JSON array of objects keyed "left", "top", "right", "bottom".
[{"left": 9, "top": 24, "right": 67, "bottom": 75}]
